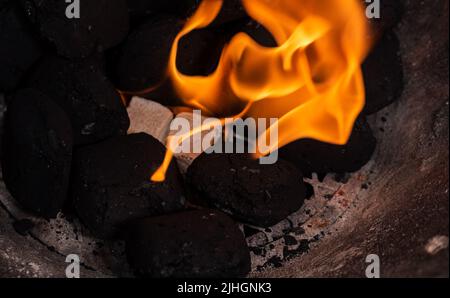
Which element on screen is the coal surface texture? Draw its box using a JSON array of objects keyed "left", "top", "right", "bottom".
[
  {"left": 126, "top": 0, "right": 201, "bottom": 20},
  {"left": 27, "top": 56, "right": 129, "bottom": 146},
  {"left": 178, "top": 18, "right": 277, "bottom": 77},
  {"left": 19, "top": 0, "right": 129, "bottom": 58},
  {"left": 127, "top": 0, "right": 245, "bottom": 26},
  {"left": 222, "top": 18, "right": 277, "bottom": 48},
  {"left": 187, "top": 153, "right": 306, "bottom": 227},
  {"left": 1, "top": 89, "right": 73, "bottom": 218},
  {"left": 279, "top": 118, "right": 377, "bottom": 177},
  {"left": 0, "top": 0, "right": 9, "bottom": 9},
  {"left": 72, "top": 133, "right": 185, "bottom": 239},
  {"left": 363, "top": 31, "right": 404, "bottom": 115},
  {"left": 0, "top": 3, "right": 42, "bottom": 92},
  {"left": 126, "top": 209, "right": 251, "bottom": 278},
  {"left": 177, "top": 28, "right": 218, "bottom": 76},
  {"left": 114, "top": 15, "right": 183, "bottom": 92}
]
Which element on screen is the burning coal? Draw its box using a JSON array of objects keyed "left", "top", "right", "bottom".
[{"left": 151, "top": 0, "right": 371, "bottom": 181}]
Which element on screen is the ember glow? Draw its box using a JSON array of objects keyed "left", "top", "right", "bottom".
[{"left": 151, "top": 0, "right": 371, "bottom": 182}]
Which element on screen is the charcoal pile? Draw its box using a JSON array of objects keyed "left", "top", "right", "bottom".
[{"left": 0, "top": 0, "right": 405, "bottom": 277}]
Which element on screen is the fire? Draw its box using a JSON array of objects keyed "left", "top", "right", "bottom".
[{"left": 151, "top": 0, "right": 370, "bottom": 182}]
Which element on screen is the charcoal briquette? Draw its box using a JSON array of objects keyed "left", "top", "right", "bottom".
[
  {"left": 125, "top": 209, "right": 251, "bottom": 278},
  {"left": 19, "top": 0, "right": 129, "bottom": 58},
  {"left": 224, "top": 18, "right": 277, "bottom": 48},
  {"left": 187, "top": 153, "right": 306, "bottom": 227},
  {"left": 126, "top": 0, "right": 200, "bottom": 21},
  {"left": 72, "top": 133, "right": 185, "bottom": 239},
  {"left": 1, "top": 89, "right": 73, "bottom": 218},
  {"left": 27, "top": 55, "right": 129, "bottom": 146},
  {"left": 113, "top": 15, "right": 184, "bottom": 92},
  {"left": 363, "top": 31, "right": 404, "bottom": 115},
  {"left": 177, "top": 28, "right": 220, "bottom": 76},
  {"left": 127, "top": 0, "right": 246, "bottom": 27},
  {"left": 178, "top": 17, "right": 277, "bottom": 79},
  {"left": 0, "top": 0, "right": 9, "bottom": 9},
  {"left": 279, "top": 117, "right": 377, "bottom": 177},
  {"left": 0, "top": 3, "right": 43, "bottom": 92}
]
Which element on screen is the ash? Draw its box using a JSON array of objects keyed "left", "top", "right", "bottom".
[{"left": 245, "top": 166, "right": 375, "bottom": 271}]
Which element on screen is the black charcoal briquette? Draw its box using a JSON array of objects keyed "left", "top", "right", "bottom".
[
  {"left": 187, "top": 153, "right": 306, "bottom": 227},
  {"left": 0, "top": 3, "right": 42, "bottom": 92},
  {"left": 363, "top": 31, "right": 404, "bottom": 115},
  {"left": 125, "top": 209, "right": 251, "bottom": 278},
  {"left": 72, "top": 133, "right": 185, "bottom": 238},
  {"left": 27, "top": 55, "right": 129, "bottom": 146},
  {"left": 20, "top": 0, "right": 129, "bottom": 58},
  {"left": 2, "top": 89, "right": 73, "bottom": 218},
  {"left": 279, "top": 117, "right": 377, "bottom": 177}
]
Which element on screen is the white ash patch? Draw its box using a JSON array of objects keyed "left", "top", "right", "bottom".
[
  {"left": 0, "top": 177, "right": 130, "bottom": 277},
  {"left": 168, "top": 112, "right": 214, "bottom": 174},
  {"left": 127, "top": 96, "right": 173, "bottom": 144},
  {"left": 246, "top": 162, "right": 374, "bottom": 271}
]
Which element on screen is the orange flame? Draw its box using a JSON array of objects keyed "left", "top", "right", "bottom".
[{"left": 151, "top": 0, "right": 370, "bottom": 182}]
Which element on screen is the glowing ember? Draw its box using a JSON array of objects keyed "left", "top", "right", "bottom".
[{"left": 151, "top": 0, "right": 371, "bottom": 182}]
